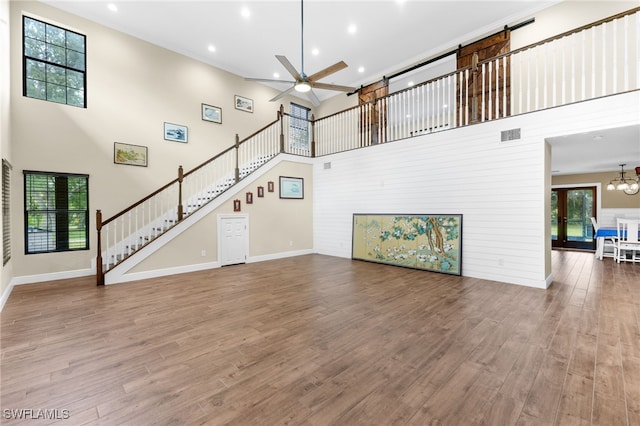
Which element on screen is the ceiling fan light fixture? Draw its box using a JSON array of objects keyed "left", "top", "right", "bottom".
[{"left": 295, "top": 81, "right": 311, "bottom": 92}]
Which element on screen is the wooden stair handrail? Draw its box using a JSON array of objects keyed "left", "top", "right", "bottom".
[
  {"left": 96, "top": 110, "right": 286, "bottom": 284},
  {"left": 101, "top": 116, "right": 281, "bottom": 227}
]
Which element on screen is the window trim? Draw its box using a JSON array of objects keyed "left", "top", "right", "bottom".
[
  {"left": 2, "top": 159, "right": 12, "bottom": 266},
  {"left": 22, "top": 15, "right": 87, "bottom": 108},
  {"left": 23, "top": 170, "right": 90, "bottom": 255},
  {"left": 289, "top": 102, "right": 311, "bottom": 151}
]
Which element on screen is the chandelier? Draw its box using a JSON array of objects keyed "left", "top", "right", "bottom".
[{"left": 606, "top": 164, "right": 639, "bottom": 195}]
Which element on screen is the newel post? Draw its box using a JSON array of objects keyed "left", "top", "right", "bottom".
[
  {"left": 279, "top": 104, "right": 285, "bottom": 153},
  {"left": 96, "top": 209, "right": 104, "bottom": 286},
  {"left": 177, "top": 165, "right": 184, "bottom": 221},
  {"left": 310, "top": 114, "right": 316, "bottom": 158},
  {"left": 471, "top": 52, "right": 479, "bottom": 124},
  {"left": 234, "top": 134, "right": 240, "bottom": 183}
]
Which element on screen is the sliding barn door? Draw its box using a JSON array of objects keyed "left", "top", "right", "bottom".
[
  {"left": 456, "top": 31, "right": 511, "bottom": 124},
  {"left": 358, "top": 79, "right": 389, "bottom": 145}
]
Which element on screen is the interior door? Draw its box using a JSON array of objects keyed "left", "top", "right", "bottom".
[
  {"left": 219, "top": 215, "right": 248, "bottom": 266},
  {"left": 551, "top": 187, "right": 596, "bottom": 250}
]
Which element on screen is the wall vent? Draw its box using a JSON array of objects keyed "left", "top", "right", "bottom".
[
  {"left": 501, "top": 128, "right": 521, "bottom": 142},
  {"left": 324, "top": 162, "right": 332, "bottom": 170}
]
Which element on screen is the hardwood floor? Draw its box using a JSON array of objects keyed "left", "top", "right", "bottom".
[{"left": 1, "top": 251, "right": 639, "bottom": 425}]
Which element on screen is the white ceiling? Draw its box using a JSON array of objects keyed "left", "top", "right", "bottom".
[
  {"left": 547, "top": 125, "right": 640, "bottom": 177},
  {"left": 41, "top": 0, "right": 557, "bottom": 98},
  {"left": 38, "top": 0, "right": 639, "bottom": 176}
]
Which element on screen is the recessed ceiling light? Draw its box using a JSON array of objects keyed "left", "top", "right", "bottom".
[
  {"left": 358, "top": 66, "right": 365, "bottom": 73},
  {"left": 241, "top": 7, "right": 250, "bottom": 19},
  {"left": 107, "top": 3, "right": 118, "bottom": 12},
  {"left": 407, "top": 81, "right": 414, "bottom": 87},
  {"left": 347, "top": 24, "right": 357, "bottom": 34},
  {"left": 311, "top": 48, "right": 319, "bottom": 56},
  {"left": 207, "top": 44, "right": 216, "bottom": 53},
  {"left": 273, "top": 72, "right": 280, "bottom": 79}
]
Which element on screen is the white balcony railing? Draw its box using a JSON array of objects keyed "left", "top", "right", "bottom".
[{"left": 96, "top": 7, "right": 639, "bottom": 284}]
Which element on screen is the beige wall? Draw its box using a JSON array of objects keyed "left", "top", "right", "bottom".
[
  {"left": 552, "top": 171, "right": 640, "bottom": 209},
  {"left": 511, "top": 1, "right": 639, "bottom": 50},
  {"left": 129, "top": 160, "right": 313, "bottom": 273},
  {"left": 4, "top": 0, "right": 638, "bottom": 290},
  {"left": 1, "top": 0, "right": 11, "bottom": 297},
  {"left": 8, "top": 1, "right": 312, "bottom": 279}
]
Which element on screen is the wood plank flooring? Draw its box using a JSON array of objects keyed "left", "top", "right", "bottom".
[{"left": 1, "top": 251, "right": 639, "bottom": 425}]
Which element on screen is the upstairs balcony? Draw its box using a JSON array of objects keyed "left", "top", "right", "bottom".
[{"left": 96, "top": 7, "right": 639, "bottom": 284}]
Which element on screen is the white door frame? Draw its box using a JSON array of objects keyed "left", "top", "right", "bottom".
[{"left": 217, "top": 214, "right": 249, "bottom": 266}]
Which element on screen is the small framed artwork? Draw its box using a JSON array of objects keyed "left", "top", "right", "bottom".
[
  {"left": 233, "top": 199, "right": 241, "bottom": 212},
  {"left": 164, "top": 122, "right": 188, "bottom": 143},
  {"left": 246, "top": 192, "right": 253, "bottom": 204},
  {"left": 234, "top": 95, "right": 253, "bottom": 113},
  {"left": 257, "top": 186, "right": 264, "bottom": 197},
  {"left": 114, "top": 142, "right": 148, "bottom": 167},
  {"left": 267, "top": 181, "right": 274, "bottom": 192},
  {"left": 279, "top": 176, "right": 304, "bottom": 199},
  {"left": 202, "top": 103, "right": 222, "bottom": 124}
]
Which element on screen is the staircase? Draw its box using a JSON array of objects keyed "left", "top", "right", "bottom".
[
  {"left": 96, "top": 113, "right": 291, "bottom": 285},
  {"left": 96, "top": 7, "right": 639, "bottom": 285}
]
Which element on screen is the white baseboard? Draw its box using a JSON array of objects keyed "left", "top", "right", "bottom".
[
  {"left": 107, "top": 261, "right": 220, "bottom": 285},
  {"left": 107, "top": 249, "right": 315, "bottom": 285},
  {"left": 247, "top": 249, "right": 313, "bottom": 264},
  {"left": 11, "top": 268, "right": 94, "bottom": 286},
  {"left": 0, "top": 281, "right": 14, "bottom": 312},
  {"left": 545, "top": 272, "right": 554, "bottom": 289},
  {"left": 1, "top": 268, "right": 94, "bottom": 312}
]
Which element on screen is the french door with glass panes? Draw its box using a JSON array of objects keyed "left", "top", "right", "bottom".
[{"left": 551, "top": 187, "right": 596, "bottom": 250}]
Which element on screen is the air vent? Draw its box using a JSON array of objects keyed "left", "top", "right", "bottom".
[
  {"left": 324, "top": 162, "right": 332, "bottom": 170},
  {"left": 501, "top": 128, "right": 521, "bottom": 142}
]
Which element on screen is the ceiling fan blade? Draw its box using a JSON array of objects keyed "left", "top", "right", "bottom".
[
  {"left": 245, "top": 77, "right": 296, "bottom": 84},
  {"left": 307, "top": 61, "right": 348, "bottom": 82},
  {"left": 276, "top": 55, "right": 303, "bottom": 81},
  {"left": 307, "top": 89, "right": 321, "bottom": 107},
  {"left": 310, "top": 81, "right": 357, "bottom": 92},
  {"left": 269, "top": 86, "right": 296, "bottom": 102}
]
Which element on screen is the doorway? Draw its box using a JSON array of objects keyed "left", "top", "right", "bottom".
[
  {"left": 551, "top": 187, "right": 596, "bottom": 250},
  {"left": 218, "top": 214, "right": 248, "bottom": 266}
]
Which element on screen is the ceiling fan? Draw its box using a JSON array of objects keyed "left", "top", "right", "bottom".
[{"left": 245, "top": 0, "right": 356, "bottom": 106}]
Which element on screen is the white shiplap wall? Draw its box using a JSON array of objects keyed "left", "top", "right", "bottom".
[{"left": 313, "top": 91, "right": 640, "bottom": 288}]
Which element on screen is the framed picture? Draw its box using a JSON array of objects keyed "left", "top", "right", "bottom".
[
  {"left": 279, "top": 176, "right": 304, "bottom": 199},
  {"left": 234, "top": 95, "right": 253, "bottom": 113},
  {"left": 233, "top": 199, "right": 241, "bottom": 212},
  {"left": 202, "top": 103, "right": 222, "bottom": 124},
  {"left": 164, "top": 122, "right": 188, "bottom": 143},
  {"left": 257, "top": 186, "right": 264, "bottom": 197},
  {"left": 267, "top": 181, "right": 274, "bottom": 192},
  {"left": 352, "top": 214, "right": 463, "bottom": 276},
  {"left": 246, "top": 192, "right": 253, "bottom": 204},
  {"left": 114, "top": 142, "right": 148, "bottom": 167}
]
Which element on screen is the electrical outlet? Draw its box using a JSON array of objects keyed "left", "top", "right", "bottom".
[
  {"left": 289, "top": 241, "right": 293, "bottom": 247},
  {"left": 201, "top": 250, "right": 206, "bottom": 257}
]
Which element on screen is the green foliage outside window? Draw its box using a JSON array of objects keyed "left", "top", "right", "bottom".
[
  {"left": 23, "top": 16, "right": 86, "bottom": 107},
  {"left": 24, "top": 171, "right": 89, "bottom": 254}
]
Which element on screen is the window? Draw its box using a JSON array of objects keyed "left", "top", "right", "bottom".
[
  {"left": 289, "top": 103, "right": 310, "bottom": 151},
  {"left": 2, "top": 159, "right": 12, "bottom": 266},
  {"left": 24, "top": 171, "right": 89, "bottom": 254},
  {"left": 23, "top": 16, "right": 86, "bottom": 108}
]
